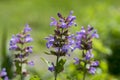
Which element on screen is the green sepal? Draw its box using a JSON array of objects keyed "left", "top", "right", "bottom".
[
  {"left": 50, "top": 50, "right": 57, "bottom": 55},
  {"left": 63, "top": 30, "right": 68, "bottom": 36}
]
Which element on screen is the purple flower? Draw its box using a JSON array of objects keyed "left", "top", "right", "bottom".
[
  {"left": 91, "top": 61, "right": 99, "bottom": 67},
  {"left": 9, "top": 35, "right": 20, "bottom": 50},
  {"left": 85, "top": 50, "right": 93, "bottom": 60},
  {"left": 24, "top": 24, "right": 32, "bottom": 33},
  {"left": 50, "top": 11, "right": 76, "bottom": 28},
  {"left": 19, "top": 54, "right": 23, "bottom": 59},
  {"left": 61, "top": 22, "right": 67, "bottom": 28},
  {"left": 28, "top": 61, "right": 34, "bottom": 66},
  {"left": 48, "top": 63, "right": 55, "bottom": 72},
  {"left": 4, "top": 76, "right": 9, "bottom": 80},
  {"left": 74, "top": 57, "right": 80, "bottom": 64},
  {"left": 88, "top": 67, "right": 96, "bottom": 74},
  {"left": 72, "top": 25, "right": 99, "bottom": 76},
  {"left": 87, "top": 25, "right": 93, "bottom": 32},
  {"left": 61, "top": 45, "right": 69, "bottom": 53},
  {"left": 0, "top": 68, "right": 9, "bottom": 80},
  {"left": 68, "top": 34, "right": 75, "bottom": 45},
  {"left": 45, "top": 35, "right": 54, "bottom": 48},
  {"left": 73, "top": 26, "right": 99, "bottom": 51},
  {"left": 50, "top": 17, "right": 57, "bottom": 26},
  {"left": 9, "top": 24, "right": 33, "bottom": 76},
  {"left": 10, "top": 35, "right": 20, "bottom": 44},
  {"left": 46, "top": 11, "right": 77, "bottom": 75},
  {"left": 67, "top": 11, "right": 76, "bottom": 27},
  {"left": 24, "top": 34, "right": 33, "bottom": 43},
  {"left": 9, "top": 44, "right": 18, "bottom": 50},
  {"left": 25, "top": 46, "right": 33, "bottom": 53},
  {"left": 0, "top": 68, "right": 7, "bottom": 77},
  {"left": 91, "top": 30, "right": 99, "bottom": 38}
]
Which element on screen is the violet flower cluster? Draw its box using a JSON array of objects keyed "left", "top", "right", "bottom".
[
  {"left": 0, "top": 68, "right": 8, "bottom": 80},
  {"left": 73, "top": 25, "right": 99, "bottom": 75},
  {"left": 45, "top": 11, "right": 76, "bottom": 79},
  {"left": 9, "top": 24, "right": 34, "bottom": 76}
]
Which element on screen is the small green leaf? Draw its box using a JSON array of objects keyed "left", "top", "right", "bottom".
[
  {"left": 44, "top": 50, "right": 57, "bottom": 55},
  {"left": 56, "top": 59, "right": 66, "bottom": 73},
  {"left": 40, "top": 57, "right": 51, "bottom": 66},
  {"left": 44, "top": 51, "right": 51, "bottom": 55}
]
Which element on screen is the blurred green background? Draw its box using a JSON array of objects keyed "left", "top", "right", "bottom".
[{"left": 0, "top": 0, "right": 120, "bottom": 80}]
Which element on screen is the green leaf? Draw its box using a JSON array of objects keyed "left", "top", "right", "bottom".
[
  {"left": 29, "top": 75, "right": 40, "bottom": 80},
  {"left": 44, "top": 51, "right": 51, "bottom": 55},
  {"left": 56, "top": 59, "right": 66, "bottom": 73},
  {"left": 40, "top": 57, "right": 51, "bottom": 66},
  {"left": 44, "top": 50, "right": 57, "bottom": 56},
  {"left": 1, "top": 28, "right": 13, "bottom": 78}
]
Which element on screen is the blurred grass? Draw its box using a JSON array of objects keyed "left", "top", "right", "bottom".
[
  {"left": 0, "top": 0, "right": 120, "bottom": 52},
  {"left": 0, "top": 0, "right": 120, "bottom": 80},
  {"left": 1, "top": 27, "right": 13, "bottom": 79}
]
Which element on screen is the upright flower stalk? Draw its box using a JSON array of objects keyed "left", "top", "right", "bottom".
[
  {"left": 45, "top": 11, "right": 76, "bottom": 80},
  {"left": 9, "top": 24, "right": 34, "bottom": 80},
  {"left": 73, "top": 25, "right": 99, "bottom": 80}
]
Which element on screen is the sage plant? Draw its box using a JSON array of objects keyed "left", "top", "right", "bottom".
[
  {"left": 0, "top": 68, "right": 8, "bottom": 80},
  {"left": 9, "top": 24, "right": 34, "bottom": 80},
  {"left": 45, "top": 11, "right": 76, "bottom": 80},
  {"left": 73, "top": 25, "right": 99, "bottom": 80}
]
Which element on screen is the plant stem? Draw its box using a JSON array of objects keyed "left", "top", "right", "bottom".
[
  {"left": 55, "top": 55, "right": 59, "bottom": 80},
  {"left": 20, "top": 43, "right": 24, "bottom": 80},
  {"left": 20, "top": 59, "right": 23, "bottom": 80},
  {"left": 83, "top": 62, "right": 87, "bottom": 80}
]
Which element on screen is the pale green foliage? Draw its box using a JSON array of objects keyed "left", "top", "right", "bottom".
[{"left": 29, "top": 75, "right": 40, "bottom": 80}]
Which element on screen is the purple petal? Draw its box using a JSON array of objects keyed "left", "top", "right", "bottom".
[
  {"left": 91, "top": 61, "right": 99, "bottom": 66},
  {"left": 61, "top": 22, "right": 67, "bottom": 28},
  {"left": 88, "top": 67, "right": 96, "bottom": 74},
  {"left": 24, "top": 24, "right": 32, "bottom": 33},
  {"left": 24, "top": 35, "right": 33, "bottom": 43},
  {"left": 9, "top": 44, "right": 18, "bottom": 50},
  {"left": 4, "top": 76, "right": 9, "bottom": 80},
  {"left": 91, "top": 30, "right": 99, "bottom": 38},
  {"left": 45, "top": 36, "right": 54, "bottom": 48},
  {"left": 50, "top": 17, "right": 57, "bottom": 26},
  {"left": 48, "top": 63, "right": 55, "bottom": 72},
  {"left": 28, "top": 61, "right": 34, "bottom": 66},
  {"left": 25, "top": 46, "right": 33, "bottom": 53},
  {"left": 73, "top": 57, "right": 80, "bottom": 64},
  {"left": 0, "top": 68, "right": 7, "bottom": 77},
  {"left": 85, "top": 50, "right": 93, "bottom": 60}
]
